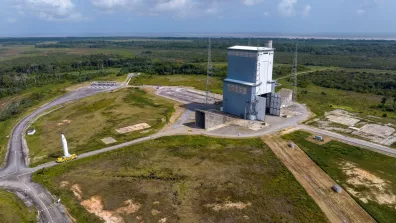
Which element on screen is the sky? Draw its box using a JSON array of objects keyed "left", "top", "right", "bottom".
[{"left": 0, "top": 0, "right": 394, "bottom": 37}]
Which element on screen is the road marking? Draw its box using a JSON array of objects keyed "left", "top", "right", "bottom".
[
  {"left": 15, "top": 151, "right": 18, "bottom": 173},
  {"left": 17, "top": 174, "right": 55, "bottom": 223}
]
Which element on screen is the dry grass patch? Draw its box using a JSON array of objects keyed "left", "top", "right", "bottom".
[
  {"left": 283, "top": 130, "right": 396, "bottom": 223},
  {"left": 27, "top": 88, "right": 174, "bottom": 166},
  {"left": 34, "top": 135, "right": 327, "bottom": 223}
]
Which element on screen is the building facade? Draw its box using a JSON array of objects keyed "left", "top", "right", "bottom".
[{"left": 222, "top": 43, "right": 281, "bottom": 120}]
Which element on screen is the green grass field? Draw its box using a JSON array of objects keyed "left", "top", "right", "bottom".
[
  {"left": 0, "top": 69, "right": 126, "bottom": 166},
  {"left": 282, "top": 131, "right": 396, "bottom": 223},
  {"left": 0, "top": 190, "right": 36, "bottom": 223},
  {"left": 33, "top": 135, "right": 327, "bottom": 223},
  {"left": 130, "top": 74, "right": 224, "bottom": 94},
  {"left": 26, "top": 88, "right": 174, "bottom": 166},
  {"left": 278, "top": 78, "right": 396, "bottom": 121}
]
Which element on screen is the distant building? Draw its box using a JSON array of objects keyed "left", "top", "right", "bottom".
[
  {"left": 222, "top": 41, "right": 281, "bottom": 121},
  {"left": 278, "top": 88, "right": 293, "bottom": 108}
]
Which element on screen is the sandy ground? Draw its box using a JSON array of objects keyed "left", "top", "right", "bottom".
[
  {"left": 116, "top": 123, "right": 151, "bottom": 134},
  {"left": 66, "top": 183, "right": 142, "bottom": 223},
  {"left": 341, "top": 162, "right": 396, "bottom": 208},
  {"left": 263, "top": 136, "right": 375, "bottom": 223},
  {"left": 101, "top": 137, "right": 118, "bottom": 145}
]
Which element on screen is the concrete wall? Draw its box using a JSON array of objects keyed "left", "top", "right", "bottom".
[{"left": 195, "top": 109, "right": 235, "bottom": 130}]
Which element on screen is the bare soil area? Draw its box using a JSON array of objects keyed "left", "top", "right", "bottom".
[
  {"left": 341, "top": 162, "right": 396, "bottom": 208},
  {"left": 263, "top": 136, "right": 375, "bottom": 223}
]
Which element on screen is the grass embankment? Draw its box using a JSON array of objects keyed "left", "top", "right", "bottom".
[
  {"left": 278, "top": 78, "right": 396, "bottom": 121},
  {"left": 27, "top": 88, "right": 174, "bottom": 166},
  {"left": 0, "top": 190, "right": 36, "bottom": 223},
  {"left": 33, "top": 135, "right": 327, "bottom": 223},
  {"left": 0, "top": 69, "right": 125, "bottom": 166},
  {"left": 130, "top": 74, "right": 224, "bottom": 94},
  {"left": 283, "top": 131, "right": 396, "bottom": 223}
]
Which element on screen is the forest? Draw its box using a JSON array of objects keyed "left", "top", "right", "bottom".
[
  {"left": 0, "top": 37, "right": 395, "bottom": 111},
  {"left": 300, "top": 70, "right": 396, "bottom": 96}
]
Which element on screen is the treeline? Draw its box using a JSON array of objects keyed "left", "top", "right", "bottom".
[
  {"left": 0, "top": 70, "right": 112, "bottom": 97},
  {"left": 300, "top": 70, "right": 396, "bottom": 96},
  {"left": 28, "top": 37, "right": 396, "bottom": 70},
  {"left": 34, "top": 37, "right": 396, "bottom": 57},
  {"left": 0, "top": 52, "right": 304, "bottom": 98},
  {"left": 0, "top": 91, "right": 49, "bottom": 121}
]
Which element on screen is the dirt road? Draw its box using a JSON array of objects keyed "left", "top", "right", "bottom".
[{"left": 263, "top": 136, "right": 375, "bottom": 223}]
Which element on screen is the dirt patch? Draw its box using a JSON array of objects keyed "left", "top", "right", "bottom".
[
  {"left": 151, "top": 209, "right": 161, "bottom": 216},
  {"left": 71, "top": 184, "right": 83, "bottom": 200},
  {"left": 264, "top": 136, "right": 375, "bottom": 223},
  {"left": 101, "top": 137, "right": 118, "bottom": 145},
  {"left": 326, "top": 115, "right": 360, "bottom": 126},
  {"left": 70, "top": 184, "right": 141, "bottom": 223},
  {"left": 80, "top": 196, "right": 141, "bottom": 223},
  {"left": 116, "top": 123, "right": 151, "bottom": 134},
  {"left": 60, "top": 181, "right": 70, "bottom": 188},
  {"left": 57, "top": 120, "right": 72, "bottom": 126},
  {"left": 359, "top": 124, "right": 395, "bottom": 137},
  {"left": 81, "top": 196, "right": 124, "bottom": 223},
  {"left": 341, "top": 162, "right": 396, "bottom": 208},
  {"left": 116, "top": 200, "right": 141, "bottom": 215},
  {"left": 163, "top": 104, "right": 184, "bottom": 130},
  {"left": 205, "top": 200, "right": 251, "bottom": 212}
]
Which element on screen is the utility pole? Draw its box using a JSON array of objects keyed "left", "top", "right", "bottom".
[
  {"left": 206, "top": 37, "right": 213, "bottom": 104},
  {"left": 292, "top": 41, "right": 298, "bottom": 102}
]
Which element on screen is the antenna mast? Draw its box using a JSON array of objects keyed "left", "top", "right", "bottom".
[
  {"left": 206, "top": 38, "right": 213, "bottom": 104},
  {"left": 292, "top": 41, "right": 298, "bottom": 102}
]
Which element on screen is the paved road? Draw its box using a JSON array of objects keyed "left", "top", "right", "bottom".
[
  {"left": 299, "top": 125, "right": 396, "bottom": 157},
  {"left": 0, "top": 81, "right": 394, "bottom": 222},
  {"left": 0, "top": 84, "right": 122, "bottom": 222}
]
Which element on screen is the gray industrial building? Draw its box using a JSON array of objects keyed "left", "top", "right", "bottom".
[{"left": 222, "top": 41, "right": 281, "bottom": 121}]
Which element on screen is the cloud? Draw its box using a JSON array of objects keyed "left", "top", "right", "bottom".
[
  {"left": 302, "top": 4, "right": 311, "bottom": 16},
  {"left": 278, "top": 0, "right": 297, "bottom": 16},
  {"left": 7, "top": 18, "right": 18, "bottom": 23},
  {"left": 90, "top": 0, "right": 262, "bottom": 16},
  {"left": 152, "top": 0, "right": 192, "bottom": 12},
  {"left": 356, "top": 0, "right": 382, "bottom": 16},
  {"left": 241, "top": 0, "right": 264, "bottom": 6},
  {"left": 356, "top": 9, "right": 366, "bottom": 16},
  {"left": 90, "top": 0, "right": 194, "bottom": 15},
  {"left": 91, "top": 0, "right": 127, "bottom": 9},
  {"left": 8, "top": 0, "right": 82, "bottom": 21}
]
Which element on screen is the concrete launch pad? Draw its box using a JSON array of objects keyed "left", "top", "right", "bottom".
[{"left": 153, "top": 86, "right": 309, "bottom": 138}]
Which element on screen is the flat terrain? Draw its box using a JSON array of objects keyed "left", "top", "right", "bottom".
[
  {"left": 26, "top": 88, "right": 174, "bottom": 166},
  {"left": 33, "top": 135, "right": 327, "bottom": 223},
  {"left": 278, "top": 78, "right": 396, "bottom": 121},
  {"left": 0, "top": 68, "right": 126, "bottom": 166},
  {"left": 130, "top": 74, "right": 223, "bottom": 94},
  {"left": 263, "top": 135, "right": 375, "bottom": 223},
  {"left": 0, "top": 189, "right": 36, "bottom": 223},
  {"left": 283, "top": 131, "right": 396, "bottom": 223}
]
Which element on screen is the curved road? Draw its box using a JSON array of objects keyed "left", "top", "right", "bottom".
[
  {"left": 0, "top": 77, "right": 394, "bottom": 222},
  {"left": 0, "top": 73, "right": 136, "bottom": 223},
  {"left": 0, "top": 87, "right": 116, "bottom": 222}
]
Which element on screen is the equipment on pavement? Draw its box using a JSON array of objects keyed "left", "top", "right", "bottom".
[{"left": 56, "top": 134, "right": 77, "bottom": 163}]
